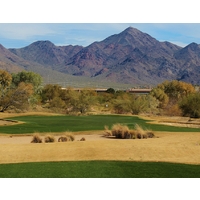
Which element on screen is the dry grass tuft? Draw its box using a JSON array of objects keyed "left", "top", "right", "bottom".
[
  {"left": 58, "top": 133, "right": 75, "bottom": 142},
  {"left": 111, "top": 124, "right": 131, "bottom": 139},
  {"left": 103, "top": 125, "right": 112, "bottom": 137},
  {"left": 67, "top": 134, "right": 75, "bottom": 141},
  {"left": 105, "top": 123, "right": 155, "bottom": 140},
  {"left": 146, "top": 131, "right": 155, "bottom": 138},
  {"left": 65, "top": 133, "right": 75, "bottom": 141},
  {"left": 135, "top": 124, "right": 145, "bottom": 135},
  {"left": 44, "top": 135, "right": 55, "bottom": 143},
  {"left": 58, "top": 136, "right": 68, "bottom": 142},
  {"left": 136, "top": 133, "right": 142, "bottom": 139},
  {"left": 31, "top": 133, "right": 43, "bottom": 143},
  {"left": 129, "top": 130, "right": 136, "bottom": 139},
  {"left": 80, "top": 137, "right": 86, "bottom": 141}
]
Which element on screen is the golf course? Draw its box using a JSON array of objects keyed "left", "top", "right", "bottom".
[{"left": 0, "top": 113, "right": 200, "bottom": 178}]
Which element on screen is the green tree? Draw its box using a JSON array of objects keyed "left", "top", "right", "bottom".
[
  {"left": 157, "top": 80, "right": 195, "bottom": 101},
  {"left": 0, "top": 70, "right": 12, "bottom": 90},
  {"left": 150, "top": 80, "right": 195, "bottom": 114},
  {"left": 106, "top": 88, "right": 115, "bottom": 94},
  {"left": 179, "top": 93, "right": 200, "bottom": 118},
  {"left": 0, "top": 82, "right": 33, "bottom": 112},
  {"left": 128, "top": 95, "right": 149, "bottom": 115},
  {"left": 69, "top": 89, "right": 97, "bottom": 114},
  {"left": 41, "top": 84, "right": 63, "bottom": 102},
  {"left": 150, "top": 87, "right": 169, "bottom": 108},
  {"left": 112, "top": 93, "right": 131, "bottom": 114},
  {"left": 12, "top": 71, "right": 42, "bottom": 92}
]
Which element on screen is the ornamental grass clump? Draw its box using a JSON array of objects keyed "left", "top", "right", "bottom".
[
  {"left": 67, "top": 134, "right": 75, "bottom": 141},
  {"left": 44, "top": 135, "right": 55, "bottom": 143},
  {"left": 58, "top": 136, "right": 68, "bottom": 142},
  {"left": 111, "top": 123, "right": 131, "bottom": 139},
  {"left": 105, "top": 123, "right": 155, "bottom": 140},
  {"left": 129, "top": 130, "right": 136, "bottom": 139},
  {"left": 135, "top": 124, "right": 155, "bottom": 139},
  {"left": 146, "top": 131, "right": 155, "bottom": 138},
  {"left": 80, "top": 137, "right": 86, "bottom": 141},
  {"left": 103, "top": 125, "right": 112, "bottom": 137},
  {"left": 58, "top": 133, "right": 75, "bottom": 142},
  {"left": 31, "top": 133, "right": 42, "bottom": 143}
]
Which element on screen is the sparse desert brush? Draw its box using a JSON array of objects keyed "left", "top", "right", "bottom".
[
  {"left": 44, "top": 135, "right": 55, "bottom": 143},
  {"left": 31, "top": 133, "right": 42, "bottom": 143},
  {"left": 111, "top": 123, "right": 130, "bottom": 139}
]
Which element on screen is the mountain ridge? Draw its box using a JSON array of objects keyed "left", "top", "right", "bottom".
[{"left": 0, "top": 26, "right": 200, "bottom": 86}]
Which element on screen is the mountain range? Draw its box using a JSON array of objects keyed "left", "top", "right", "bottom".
[{"left": 1, "top": 26, "right": 200, "bottom": 88}]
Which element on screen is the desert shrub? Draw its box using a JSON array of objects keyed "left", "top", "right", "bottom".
[
  {"left": 80, "top": 137, "right": 86, "bottom": 141},
  {"left": 31, "top": 133, "right": 42, "bottom": 143},
  {"left": 58, "top": 136, "right": 68, "bottom": 142},
  {"left": 44, "top": 135, "right": 55, "bottom": 143}
]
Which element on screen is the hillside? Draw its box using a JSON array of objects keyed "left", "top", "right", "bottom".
[{"left": 0, "top": 26, "right": 200, "bottom": 87}]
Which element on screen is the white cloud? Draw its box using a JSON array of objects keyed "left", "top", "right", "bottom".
[
  {"left": 1, "top": 23, "right": 200, "bottom": 48},
  {"left": 0, "top": 24, "right": 55, "bottom": 40}
]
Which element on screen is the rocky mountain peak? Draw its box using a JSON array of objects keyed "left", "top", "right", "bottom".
[{"left": 2, "top": 27, "right": 200, "bottom": 86}]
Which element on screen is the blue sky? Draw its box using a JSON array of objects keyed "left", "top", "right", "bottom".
[
  {"left": 0, "top": 1, "right": 199, "bottom": 49},
  {"left": 1, "top": 23, "right": 200, "bottom": 49}
]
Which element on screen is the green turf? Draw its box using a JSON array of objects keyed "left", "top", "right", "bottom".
[
  {"left": 0, "top": 161, "right": 199, "bottom": 178},
  {"left": 0, "top": 115, "right": 200, "bottom": 134}
]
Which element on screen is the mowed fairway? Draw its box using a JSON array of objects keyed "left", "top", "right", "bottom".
[
  {"left": 0, "top": 114, "right": 200, "bottom": 177},
  {"left": 0, "top": 114, "right": 200, "bottom": 134},
  {"left": 1, "top": 161, "right": 200, "bottom": 178}
]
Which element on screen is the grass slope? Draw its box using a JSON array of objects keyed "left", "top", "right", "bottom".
[
  {"left": 1, "top": 115, "right": 200, "bottom": 134},
  {"left": 0, "top": 161, "right": 200, "bottom": 178}
]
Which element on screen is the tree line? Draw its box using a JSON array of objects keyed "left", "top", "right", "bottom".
[{"left": 0, "top": 69, "right": 200, "bottom": 118}]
